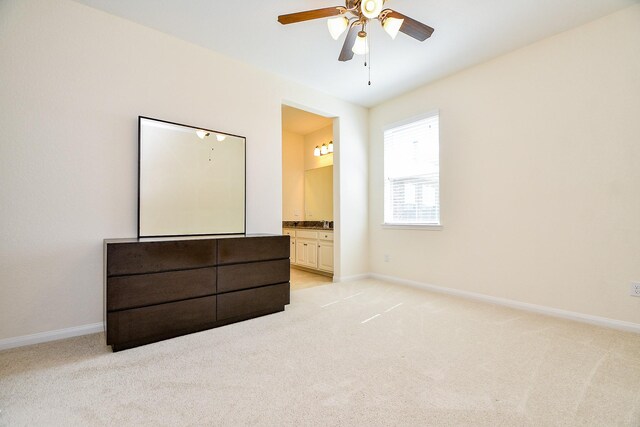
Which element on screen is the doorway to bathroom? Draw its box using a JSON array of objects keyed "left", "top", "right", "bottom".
[{"left": 281, "top": 105, "right": 335, "bottom": 290}]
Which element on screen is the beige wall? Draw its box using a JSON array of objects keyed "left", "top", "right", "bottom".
[
  {"left": 282, "top": 131, "right": 305, "bottom": 221},
  {"left": 369, "top": 6, "right": 640, "bottom": 324},
  {"left": 0, "top": 0, "right": 369, "bottom": 341}
]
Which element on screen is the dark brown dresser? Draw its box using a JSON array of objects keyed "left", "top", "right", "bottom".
[{"left": 104, "top": 235, "right": 290, "bottom": 351}]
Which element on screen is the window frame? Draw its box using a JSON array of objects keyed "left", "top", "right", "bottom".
[{"left": 382, "top": 110, "right": 442, "bottom": 231}]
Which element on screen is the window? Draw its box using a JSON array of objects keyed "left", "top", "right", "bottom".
[{"left": 384, "top": 113, "right": 440, "bottom": 226}]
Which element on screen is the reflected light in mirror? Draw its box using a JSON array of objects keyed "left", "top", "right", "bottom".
[{"left": 196, "top": 130, "right": 210, "bottom": 139}]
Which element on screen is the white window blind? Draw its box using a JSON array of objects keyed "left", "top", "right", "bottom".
[{"left": 384, "top": 114, "right": 440, "bottom": 225}]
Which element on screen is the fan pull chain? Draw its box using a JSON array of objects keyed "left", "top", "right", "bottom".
[
  {"left": 368, "top": 27, "right": 372, "bottom": 86},
  {"left": 363, "top": 22, "right": 368, "bottom": 68}
]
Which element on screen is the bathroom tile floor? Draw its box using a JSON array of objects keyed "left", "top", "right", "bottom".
[{"left": 289, "top": 266, "right": 333, "bottom": 290}]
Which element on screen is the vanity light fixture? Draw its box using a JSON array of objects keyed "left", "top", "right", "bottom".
[
  {"left": 314, "top": 142, "right": 334, "bottom": 157},
  {"left": 216, "top": 134, "right": 226, "bottom": 142}
]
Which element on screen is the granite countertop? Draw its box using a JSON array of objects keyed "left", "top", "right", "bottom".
[
  {"left": 282, "top": 221, "right": 333, "bottom": 231},
  {"left": 285, "top": 226, "right": 333, "bottom": 231}
]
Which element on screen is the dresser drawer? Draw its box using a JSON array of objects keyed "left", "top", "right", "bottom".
[
  {"left": 107, "top": 296, "right": 216, "bottom": 346},
  {"left": 218, "top": 259, "right": 289, "bottom": 293},
  {"left": 217, "top": 236, "right": 289, "bottom": 264},
  {"left": 107, "top": 240, "right": 216, "bottom": 276},
  {"left": 107, "top": 267, "right": 216, "bottom": 311},
  {"left": 217, "top": 283, "right": 289, "bottom": 321}
]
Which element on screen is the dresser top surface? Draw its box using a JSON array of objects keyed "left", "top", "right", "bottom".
[{"left": 104, "top": 234, "right": 284, "bottom": 244}]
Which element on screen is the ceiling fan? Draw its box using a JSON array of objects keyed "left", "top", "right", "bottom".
[{"left": 278, "top": 0, "right": 434, "bottom": 62}]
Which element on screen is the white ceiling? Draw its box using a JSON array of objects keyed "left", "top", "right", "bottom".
[
  {"left": 73, "top": 0, "right": 637, "bottom": 107},
  {"left": 282, "top": 106, "right": 333, "bottom": 135}
]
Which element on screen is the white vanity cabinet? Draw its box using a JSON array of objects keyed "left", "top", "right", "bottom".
[
  {"left": 295, "top": 230, "right": 319, "bottom": 269},
  {"left": 296, "top": 238, "right": 318, "bottom": 269},
  {"left": 283, "top": 228, "right": 333, "bottom": 274},
  {"left": 317, "top": 231, "right": 334, "bottom": 273}
]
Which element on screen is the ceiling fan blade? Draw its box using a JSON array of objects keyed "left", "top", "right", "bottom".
[
  {"left": 338, "top": 24, "right": 359, "bottom": 62},
  {"left": 387, "top": 11, "right": 435, "bottom": 42},
  {"left": 278, "top": 7, "right": 344, "bottom": 25}
]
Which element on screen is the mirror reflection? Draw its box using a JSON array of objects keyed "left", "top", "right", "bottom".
[
  {"left": 138, "top": 117, "right": 245, "bottom": 237},
  {"left": 304, "top": 166, "right": 333, "bottom": 220}
]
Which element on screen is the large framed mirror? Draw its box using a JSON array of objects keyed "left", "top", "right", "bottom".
[
  {"left": 138, "top": 116, "right": 246, "bottom": 237},
  {"left": 304, "top": 165, "right": 333, "bottom": 220}
]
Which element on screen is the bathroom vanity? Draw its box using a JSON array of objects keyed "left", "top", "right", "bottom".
[{"left": 283, "top": 223, "right": 334, "bottom": 275}]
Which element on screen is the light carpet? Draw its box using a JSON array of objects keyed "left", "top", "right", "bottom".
[{"left": 1, "top": 279, "right": 639, "bottom": 426}]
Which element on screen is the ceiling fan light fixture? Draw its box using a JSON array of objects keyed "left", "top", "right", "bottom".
[
  {"left": 352, "top": 31, "right": 369, "bottom": 55},
  {"left": 361, "top": 0, "right": 383, "bottom": 19},
  {"left": 383, "top": 17, "right": 404, "bottom": 40},
  {"left": 327, "top": 16, "right": 349, "bottom": 40}
]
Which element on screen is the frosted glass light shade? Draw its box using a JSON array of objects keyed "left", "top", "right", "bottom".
[
  {"left": 196, "top": 130, "right": 209, "bottom": 139},
  {"left": 327, "top": 16, "right": 349, "bottom": 40},
  {"left": 314, "top": 146, "right": 321, "bottom": 157},
  {"left": 320, "top": 144, "right": 329, "bottom": 155},
  {"left": 361, "top": 0, "right": 383, "bottom": 19},
  {"left": 216, "top": 134, "right": 226, "bottom": 142},
  {"left": 328, "top": 141, "right": 334, "bottom": 153},
  {"left": 383, "top": 17, "right": 404, "bottom": 39},
  {"left": 352, "top": 32, "right": 369, "bottom": 55}
]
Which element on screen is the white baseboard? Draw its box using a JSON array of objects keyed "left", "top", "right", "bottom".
[
  {"left": 369, "top": 273, "right": 640, "bottom": 334},
  {"left": 334, "top": 273, "right": 370, "bottom": 283},
  {"left": 0, "top": 322, "right": 104, "bottom": 352}
]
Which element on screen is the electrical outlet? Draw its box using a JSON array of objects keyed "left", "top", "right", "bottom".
[
  {"left": 631, "top": 282, "right": 640, "bottom": 297},
  {"left": 384, "top": 254, "right": 390, "bottom": 262}
]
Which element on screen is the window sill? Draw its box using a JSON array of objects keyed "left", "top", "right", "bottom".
[{"left": 382, "top": 223, "right": 443, "bottom": 231}]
